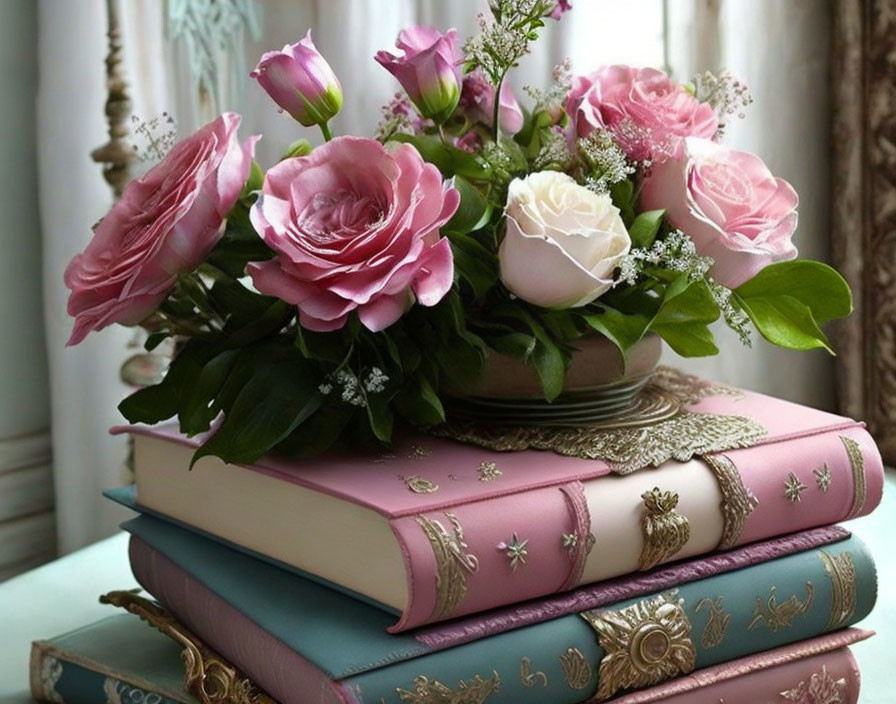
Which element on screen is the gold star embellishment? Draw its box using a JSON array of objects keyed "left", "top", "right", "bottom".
[
  {"left": 783, "top": 472, "right": 807, "bottom": 503},
  {"left": 562, "top": 532, "right": 579, "bottom": 554},
  {"left": 498, "top": 532, "right": 529, "bottom": 571},
  {"left": 477, "top": 461, "right": 502, "bottom": 482},
  {"left": 813, "top": 464, "right": 833, "bottom": 493}
]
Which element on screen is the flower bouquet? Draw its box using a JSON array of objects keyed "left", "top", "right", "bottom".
[{"left": 65, "top": 1, "right": 851, "bottom": 465}]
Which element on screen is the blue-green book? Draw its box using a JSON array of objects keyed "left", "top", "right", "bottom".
[
  {"left": 30, "top": 613, "right": 194, "bottom": 704},
  {"left": 124, "top": 514, "right": 876, "bottom": 704}
]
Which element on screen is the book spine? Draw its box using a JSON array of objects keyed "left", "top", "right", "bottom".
[
  {"left": 128, "top": 538, "right": 354, "bottom": 704},
  {"left": 390, "top": 424, "right": 883, "bottom": 630},
  {"left": 343, "top": 535, "right": 876, "bottom": 703},
  {"left": 30, "top": 641, "right": 188, "bottom": 704}
]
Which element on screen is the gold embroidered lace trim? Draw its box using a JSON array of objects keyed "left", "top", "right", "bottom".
[
  {"left": 637, "top": 489, "right": 690, "bottom": 571},
  {"left": 432, "top": 368, "right": 766, "bottom": 473},
  {"left": 99, "top": 591, "right": 274, "bottom": 704},
  {"left": 416, "top": 513, "right": 479, "bottom": 621},
  {"left": 702, "top": 454, "right": 759, "bottom": 550},
  {"left": 581, "top": 591, "right": 696, "bottom": 701},
  {"left": 819, "top": 550, "right": 857, "bottom": 631},
  {"left": 840, "top": 436, "right": 867, "bottom": 518},
  {"left": 395, "top": 671, "right": 501, "bottom": 704}
]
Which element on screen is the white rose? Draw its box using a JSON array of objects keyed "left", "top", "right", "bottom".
[{"left": 499, "top": 171, "right": 631, "bottom": 308}]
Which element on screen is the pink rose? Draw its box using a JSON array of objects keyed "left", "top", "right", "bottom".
[
  {"left": 458, "top": 68, "right": 524, "bottom": 134},
  {"left": 640, "top": 137, "right": 799, "bottom": 287},
  {"left": 566, "top": 65, "right": 717, "bottom": 164},
  {"left": 375, "top": 26, "right": 462, "bottom": 124},
  {"left": 247, "top": 136, "right": 459, "bottom": 332},
  {"left": 65, "top": 113, "right": 257, "bottom": 345}
]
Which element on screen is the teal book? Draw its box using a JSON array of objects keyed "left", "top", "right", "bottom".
[
  {"left": 30, "top": 613, "right": 194, "bottom": 704},
  {"left": 124, "top": 514, "right": 876, "bottom": 704}
]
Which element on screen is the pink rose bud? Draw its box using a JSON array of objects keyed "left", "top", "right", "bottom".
[
  {"left": 549, "top": 0, "right": 573, "bottom": 19},
  {"left": 640, "top": 137, "right": 799, "bottom": 288},
  {"left": 459, "top": 69, "right": 524, "bottom": 134},
  {"left": 375, "top": 26, "right": 462, "bottom": 124},
  {"left": 251, "top": 31, "right": 342, "bottom": 127}
]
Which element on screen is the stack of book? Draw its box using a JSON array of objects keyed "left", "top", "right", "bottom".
[{"left": 31, "top": 370, "right": 883, "bottom": 703}]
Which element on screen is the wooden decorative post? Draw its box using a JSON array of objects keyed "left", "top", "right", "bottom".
[{"left": 91, "top": 0, "right": 135, "bottom": 199}]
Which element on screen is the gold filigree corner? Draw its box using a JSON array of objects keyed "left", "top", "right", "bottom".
[
  {"left": 780, "top": 665, "right": 847, "bottom": 703},
  {"left": 581, "top": 591, "right": 696, "bottom": 701},
  {"left": 99, "top": 591, "right": 274, "bottom": 704}
]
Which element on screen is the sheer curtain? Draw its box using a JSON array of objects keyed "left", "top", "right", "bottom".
[{"left": 38, "top": 0, "right": 829, "bottom": 552}]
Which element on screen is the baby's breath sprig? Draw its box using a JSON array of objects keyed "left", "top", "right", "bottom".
[
  {"left": 524, "top": 58, "right": 573, "bottom": 116},
  {"left": 464, "top": 0, "right": 555, "bottom": 138},
  {"left": 617, "top": 230, "right": 752, "bottom": 346},
  {"left": 130, "top": 112, "right": 177, "bottom": 163},
  {"left": 617, "top": 229, "right": 712, "bottom": 286},
  {"left": 577, "top": 129, "right": 635, "bottom": 194},
  {"left": 375, "top": 92, "right": 416, "bottom": 141},
  {"left": 692, "top": 70, "right": 753, "bottom": 136}
]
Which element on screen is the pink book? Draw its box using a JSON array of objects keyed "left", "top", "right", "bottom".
[{"left": 115, "top": 369, "right": 884, "bottom": 631}]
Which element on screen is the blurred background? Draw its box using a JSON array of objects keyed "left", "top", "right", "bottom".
[{"left": 0, "top": 0, "right": 888, "bottom": 575}]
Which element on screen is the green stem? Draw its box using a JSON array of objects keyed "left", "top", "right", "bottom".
[
  {"left": 492, "top": 74, "right": 506, "bottom": 142},
  {"left": 319, "top": 122, "right": 333, "bottom": 142}
]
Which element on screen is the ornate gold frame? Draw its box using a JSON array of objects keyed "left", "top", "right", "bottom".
[
  {"left": 831, "top": 0, "right": 896, "bottom": 462},
  {"left": 100, "top": 590, "right": 274, "bottom": 704}
]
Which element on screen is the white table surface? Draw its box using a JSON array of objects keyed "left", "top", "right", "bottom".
[{"left": 0, "top": 473, "right": 893, "bottom": 703}]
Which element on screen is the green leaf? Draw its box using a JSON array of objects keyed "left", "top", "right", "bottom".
[
  {"left": 118, "top": 340, "right": 221, "bottom": 424},
  {"left": 486, "top": 332, "right": 536, "bottom": 359},
  {"left": 736, "top": 293, "right": 833, "bottom": 352},
  {"left": 652, "top": 279, "right": 720, "bottom": 327},
  {"left": 647, "top": 279, "right": 720, "bottom": 357},
  {"left": 295, "top": 327, "right": 351, "bottom": 365},
  {"left": 394, "top": 374, "right": 445, "bottom": 427},
  {"left": 583, "top": 306, "right": 651, "bottom": 358},
  {"left": 206, "top": 203, "right": 273, "bottom": 279},
  {"left": 388, "top": 133, "right": 492, "bottom": 181},
  {"left": 652, "top": 321, "right": 719, "bottom": 357},
  {"left": 281, "top": 139, "right": 312, "bottom": 160},
  {"left": 365, "top": 392, "right": 394, "bottom": 443},
  {"left": 143, "top": 332, "right": 169, "bottom": 352},
  {"left": 628, "top": 209, "right": 665, "bottom": 249},
  {"left": 444, "top": 176, "right": 493, "bottom": 236},
  {"left": 178, "top": 349, "right": 240, "bottom": 435},
  {"left": 735, "top": 260, "right": 852, "bottom": 325},
  {"left": 192, "top": 348, "right": 324, "bottom": 465},
  {"left": 449, "top": 233, "right": 498, "bottom": 300},
  {"left": 274, "top": 401, "right": 355, "bottom": 458},
  {"left": 241, "top": 160, "right": 264, "bottom": 198},
  {"left": 610, "top": 178, "right": 636, "bottom": 226}
]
